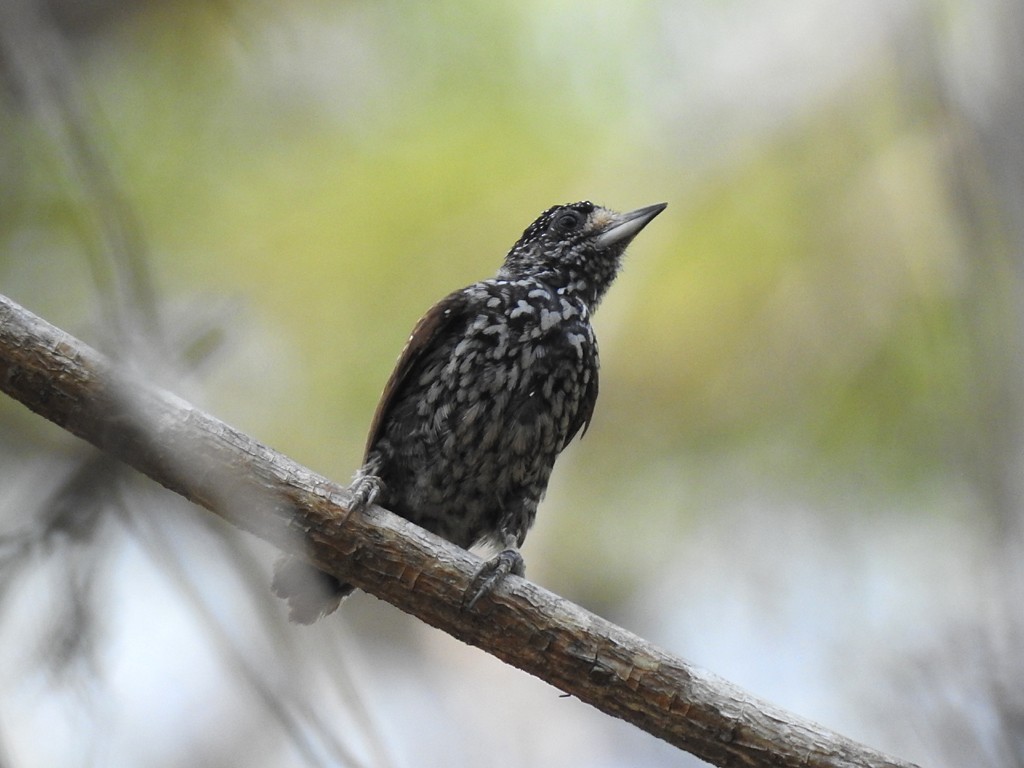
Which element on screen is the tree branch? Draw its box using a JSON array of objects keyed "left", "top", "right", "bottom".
[{"left": 0, "top": 292, "right": 918, "bottom": 768}]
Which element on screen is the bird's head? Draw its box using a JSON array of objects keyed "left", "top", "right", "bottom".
[{"left": 499, "top": 201, "right": 666, "bottom": 307}]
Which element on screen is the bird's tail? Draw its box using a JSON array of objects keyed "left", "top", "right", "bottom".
[{"left": 271, "top": 556, "right": 355, "bottom": 624}]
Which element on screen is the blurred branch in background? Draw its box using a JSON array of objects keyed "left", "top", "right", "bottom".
[
  {"left": 936, "top": 0, "right": 1024, "bottom": 541},
  {"left": 0, "top": 3, "right": 392, "bottom": 767},
  {"left": 0, "top": 0, "right": 159, "bottom": 346},
  {"left": 879, "top": 1, "right": 1024, "bottom": 765}
]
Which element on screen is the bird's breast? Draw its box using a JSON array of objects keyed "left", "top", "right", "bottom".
[{"left": 402, "top": 280, "right": 596, "bottom": 439}]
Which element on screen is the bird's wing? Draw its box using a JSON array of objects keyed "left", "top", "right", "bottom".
[
  {"left": 363, "top": 288, "right": 471, "bottom": 461},
  {"left": 564, "top": 359, "right": 598, "bottom": 447}
]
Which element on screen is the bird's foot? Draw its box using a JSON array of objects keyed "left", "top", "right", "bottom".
[
  {"left": 465, "top": 547, "right": 525, "bottom": 609},
  {"left": 344, "top": 469, "right": 383, "bottom": 519}
]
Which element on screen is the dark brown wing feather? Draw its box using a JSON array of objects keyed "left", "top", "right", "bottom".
[
  {"left": 365, "top": 286, "right": 599, "bottom": 458},
  {"left": 564, "top": 362, "right": 598, "bottom": 447},
  {"left": 363, "top": 289, "right": 471, "bottom": 461}
]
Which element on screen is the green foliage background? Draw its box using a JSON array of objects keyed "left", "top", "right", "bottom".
[{"left": 0, "top": 0, "right": 988, "bottom": 605}]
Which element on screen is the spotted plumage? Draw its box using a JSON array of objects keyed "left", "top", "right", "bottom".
[{"left": 273, "top": 200, "right": 666, "bottom": 622}]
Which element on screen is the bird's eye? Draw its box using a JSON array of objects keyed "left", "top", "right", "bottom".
[{"left": 555, "top": 211, "right": 582, "bottom": 232}]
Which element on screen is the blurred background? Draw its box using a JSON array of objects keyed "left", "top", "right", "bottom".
[{"left": 1, "top": 0, "right": 1022, "bottom": 765}]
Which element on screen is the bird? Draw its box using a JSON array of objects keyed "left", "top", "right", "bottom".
[{"left": 272, "top": 200, "right": 667, "bottom": 623}]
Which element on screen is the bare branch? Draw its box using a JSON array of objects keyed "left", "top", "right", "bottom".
[{"left": 0, "top": 292, "right": 919, "bottom": 768}]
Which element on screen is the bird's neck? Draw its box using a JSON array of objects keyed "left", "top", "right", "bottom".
[{"left": 496, "top": 266, "right": 609, "bottom": 310}]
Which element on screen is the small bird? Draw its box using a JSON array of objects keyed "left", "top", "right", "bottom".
[{"left": 273, "top": 200, "right": 666, "bottom": 622}]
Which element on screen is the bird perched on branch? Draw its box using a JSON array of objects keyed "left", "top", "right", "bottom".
[{"left": 273, "top": 200, "right": 667, "bottom": 622}]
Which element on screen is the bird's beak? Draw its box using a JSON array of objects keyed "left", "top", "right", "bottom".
[{"left": 593, "top": 202, "right": 667, "bottom": 248}]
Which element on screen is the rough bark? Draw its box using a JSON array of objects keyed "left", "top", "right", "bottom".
[{"left": 0, "top": 292, "right": 919, "bottom": 768}]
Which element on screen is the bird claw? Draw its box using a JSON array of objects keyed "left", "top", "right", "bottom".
[
  {"left": 465, "top": 548, "right": 525, "bottom": 609},
  {"left": 344, "top": 471, "right": 383, "bottom": 519}
]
